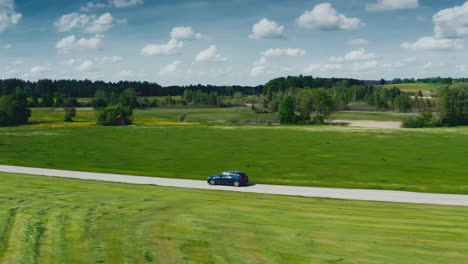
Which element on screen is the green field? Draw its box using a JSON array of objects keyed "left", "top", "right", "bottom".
[
  {"left": 0, "top": 172, "right": 467, "bottom": 264},
  {"left": 1, "top": 123, "right": 467, "bottom": 194},
  {"left": 28, "top": 107, "right": 413, "bottom": 127},
  {"left": 76, "top": 96, "right": 182, "bottom": 104},
  {"left": 382, "top": 83, "right": 438, "bottom": 93},
  {"left": 28, "top": 107, "right": 278, "bottom": 126},
  {"left": 333, "top": 111, "right": 416, "bottom": 121}
]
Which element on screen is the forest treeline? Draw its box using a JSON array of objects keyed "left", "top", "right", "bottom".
[
  {"left": 1, "top": 75, "right": 466, "bottom": 127},
  {"left": 0, "top": 79, "right": 262, "bottom": 98}
]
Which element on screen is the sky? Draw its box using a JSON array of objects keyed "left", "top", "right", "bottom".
[{"left": 1, "top": 0, "right": 468, "bottom": 85}]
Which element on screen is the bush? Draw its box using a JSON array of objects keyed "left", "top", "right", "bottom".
[
  {"left": 96, "top": 105, "right": 133, "bottom": 126},
  {"left": 402, "top": 112, "right": 436, "bottom": 128},
  {"left": 0, "top": 90, "right": 31, "bottom": 126},
  {"left": 179, "top": 113, "right": 186, "bottom": 122},
  {"left": 64, "top": 108, "right": 76, "bottom": 122}
]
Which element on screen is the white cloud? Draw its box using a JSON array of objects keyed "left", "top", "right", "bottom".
[
  {"left": 55, "top": 12, "right": 116, "bottom": 34},
  {"left": 62, "top": 59, "right": 76, "bottom": 65},
  {"left": 159, "top": 61, "right": 180, "bottom": 75},
  {"left": 348, "top": 38, "right": 369, "bottom": 45},
  {"left": 433, "top": 1, "right": 468, "bottom": 39},
  {"left": 2, "top": 44, "right": 11, "bottom": 48},
  {"left": 304, "top": 63, "right": 343, "bottom": 74},
  {"left": 56, "top": 35, "right": 103, "bottom": 52},
  {"left": 250, "top": 57, "right": 268, "bottom": 77},
  {"left": 366, "top": 0, "right": 418, "bottom": 12},
  {"left": 456, "top": 64, "right": 468, "bottom": 72},
  {"left": 81, "top": 2, "right": 106, "bottom": 12},
  {"left": 249, "top": 18, "right": 285, "bottom": 39},
  {"left": 30, "top": 66, "right": 49, "bottom": 75},
  {"left": 11, "top": 59, "right": 23, "bottom": 65},
  {"left": 296, "top": 3, "right": 364, "bottom": 31},
  {"left": 401, "top": 36, "right": 464, "bottom": 50},
  {"left": 56, "top": 35, "right": 78, "bottom": 49},
  {"left": 77, "top": 35, "right": 103, "bottom": 48},
  {"left": 84, "top": 13, "right": 114, "bottom": 33},
  {"left": 140, "top": 38, "right": 183, "bottom": 56},
  {"left": 170, "top": 26, "right": 203, "bottom": 40},
  {"left": 96, "top": 56, "right": 122, "bottom": 63},
  {"left": 329, "top": 48, "right": 377, "bottom": 62},
  {"left": 423, "top": 61, "right": 433, "bottom": 69},
  {"left": 352, "top": 60, "right": 378, "bottom": 71},
  {"left": 261, "top": 48, "right": 305, "bottom": 57},
  {"left": 76, "top": 60, "right": 95, "bottom": 72},
  {"left": 118, "top": 70, "right": 134, "bottom": 78},
  {"left": 112, "top": 0, "right": 143, "bottom": 8},
  {"left": 0, "top": 0, "right": 22, "bottom": 32},
  {"left": 195, "top": 45, "right": 227, "bottom": 62}
]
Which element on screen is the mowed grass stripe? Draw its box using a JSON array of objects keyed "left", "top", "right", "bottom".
[{"left": 1, "top": 173, "right": 467, "bottom": 263}]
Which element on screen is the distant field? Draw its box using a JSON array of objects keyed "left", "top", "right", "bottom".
[
  {"left": 382, "top": 83, "right": 439, "bottom": 93},
  {"left": 333, "top": 111, "right": 416, "bottom": 121},
  {"left": 27, "top": 107, "right": 278, "bottom": 126},
  {"left": 28, "top": 107, "right": 414, "bottom": 126},
  {"left": 76, "top": 96, "right": 182, "bottom": 104},
  {"left": 1, "top": 124, "right": 467, "bottom": 194},
  {"left": 0, "top": 173, "right": 467, "bottom": 264}
]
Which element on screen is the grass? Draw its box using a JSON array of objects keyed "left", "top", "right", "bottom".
[
  {"left": 381, "top": 83, "right": 438, "bottom": 93},
  {"left": 27, "top": 107, "right": 278, "bottom": 126},
  {"left": 0, "top": 172, "right": 467, "bottom": 264},
  {"left": 333, "top": 111, "right": 416, "bottom": 121},
  {"left": 76, "top": 96, "right": 182, "bottom": 104},
  {"left": 27, "top": 107, "right": 413, "bottom": 126},
  {"left": 1, "top": 124, "right": 467, "bottom": 194}
]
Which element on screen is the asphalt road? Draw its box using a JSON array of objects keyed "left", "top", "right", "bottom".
[{"left": 1, "top": 165, "right": 467, "bottom": 207}]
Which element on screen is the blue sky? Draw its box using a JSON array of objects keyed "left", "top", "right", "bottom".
[{"left": 1, "top": 0, "right": 468, "bottom": 85}]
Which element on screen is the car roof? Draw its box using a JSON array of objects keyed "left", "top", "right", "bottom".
[{"left": 223, "top": 171, "right": 245, "bottom": 174}]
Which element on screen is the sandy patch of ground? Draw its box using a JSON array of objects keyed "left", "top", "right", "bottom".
[{"left": 332, "top": 120, "right": 402, "bottom": 129}]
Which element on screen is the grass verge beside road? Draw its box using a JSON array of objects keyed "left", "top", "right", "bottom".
[{"left": 0, "top": 172, "right": 467, "bottom": 264}]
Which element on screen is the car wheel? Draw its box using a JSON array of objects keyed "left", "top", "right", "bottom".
[
  {"left": 233, "top": 181, "right": 240, "bottom": 187},
  {"left": 209, "top": 179, "right": 216, "bottom": 185}
]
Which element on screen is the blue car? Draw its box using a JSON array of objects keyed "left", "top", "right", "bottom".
[{"left": 207, "top": 171, "right": 249, "bottom": 187}]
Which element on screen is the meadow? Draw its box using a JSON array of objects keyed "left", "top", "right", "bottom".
[
  {"left": 1, "top": 118, "right": 467, "bottom": 193},
  {"left": 27, "top": 107, "right": 413, "bottom": 126},
  {"left": 0, "top": 172, "right": 467, "bottom": 264},
  {"left": 381, "top": 83, "right": 439, "bottom": 93}
]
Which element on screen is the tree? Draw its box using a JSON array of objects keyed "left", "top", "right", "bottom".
[
  {"left": 0, "top": 90, "right": 31, "bottom": 125},
  {"left": 24, "top": 86, "right": 33, "bottom": 97},
  {"left": 311, "top": 88, "right": 335, "bottom": 123},
  {"left": 380, "top": 79, "right": 386, "bottom": 85},
  {"left": 42, "top": 94, "right": 54, "bottom": 107},
  {"left": 34, "top": 82, "right": 42, "bottom": 98},
  {"left": 119, "top": 88, "right": 138, "bottom": 109},
  {"left": 1, "top": 82, "right": 7, "bottom": 96},
  {"left": 393, "top": 94, "right": 413, "bottom": 112},
  {"left": 296, "top": 89, "right": 314, "bottom": 121},
  {"left": 417, "top": 90, "right": 423, "bottom": 97},
  {"left": 63, "top": 98, "right": 77, "bottom": 122},
  {"left": 278, "top": 96, "right": 295, "bottom": 124},
  {"left": 438, "top": 83, "right": 468, "bottom": 126},
  {"left": 54, "top": 92, "right": 64, "bottom": 107}
]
